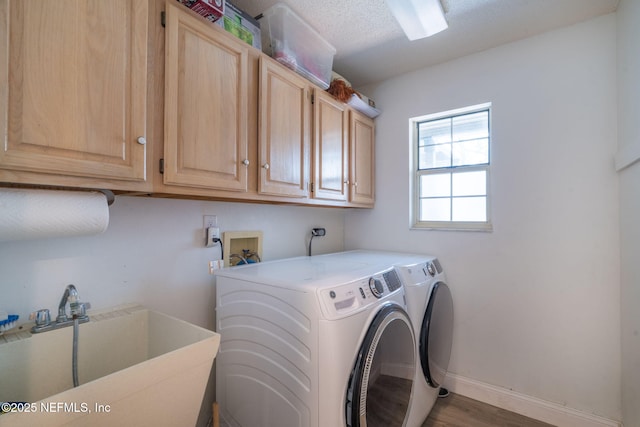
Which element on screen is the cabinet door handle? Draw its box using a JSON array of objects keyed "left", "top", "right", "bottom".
[
  {"left": 262, "top": 163, "right": 270, "bottom": 170},
  {"left": 137, "top": 136, "right": 147, "bottom": 145},
  {"left": 242, "top": 159, "right": 250, "bottom": 166}
]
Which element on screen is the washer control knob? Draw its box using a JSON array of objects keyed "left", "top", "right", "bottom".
[
  {"left": 425, "top": 262, "right": 436, "bottom": 277},
  {"left": 369, "top": 277, "right": 384, "bottom": 299}
]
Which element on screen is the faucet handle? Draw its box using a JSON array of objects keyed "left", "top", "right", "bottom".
[
  {"left": 79, "top": 302, "right": 91, "bottom": 316},
  {"left": 30, "top": 309, "right": 51, "bottom": 327},
  {"left": 71, "top": 302, "right": 91, "bottom": 318}
]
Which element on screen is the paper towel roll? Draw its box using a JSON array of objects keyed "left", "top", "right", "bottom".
[{"left": 0, "top": 188, "right": 110, "bottom": 241}]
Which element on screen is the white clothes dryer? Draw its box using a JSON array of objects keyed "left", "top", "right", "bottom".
[
  {"left": 215, "top": 254, "right": 417, "bottom": 427},
  {"left": 394, "top": 256, "right": 453, "bottom": 427}
]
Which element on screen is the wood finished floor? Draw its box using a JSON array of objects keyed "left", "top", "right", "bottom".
[
  {"left": 218, "top": 377, "right": 555, "bottom": 427},
  {"left": 423, "top": 392, "right": 556, "bottom": 427},
  {"left": 366, "top": 374, "right": 413, "bottom": 427},
  {"left": 366, "top": 374, "right": 554, "bottom": 427}
]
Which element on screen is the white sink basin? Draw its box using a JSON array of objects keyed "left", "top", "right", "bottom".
[{"left": 0, "top": 304, "right": 220, "bottom": 426}]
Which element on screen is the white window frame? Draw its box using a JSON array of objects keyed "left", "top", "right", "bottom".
[{"left": 410, "top": 103, "right": 492, "bottom": 231}]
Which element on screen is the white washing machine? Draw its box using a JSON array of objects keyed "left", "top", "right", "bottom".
[
  {"left": 319, "top": 251, "right": 454, "bottom": 427},
  {"left": 215, "top": 254, "right": 417, "bottom": 427}
]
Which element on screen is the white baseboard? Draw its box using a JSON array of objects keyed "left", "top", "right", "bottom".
[
  {"left": 381, "top": 361, "right": 414, "bottom": 380},
  {"left": 443, "top": 373, "right": 621, "bottom": 427}
]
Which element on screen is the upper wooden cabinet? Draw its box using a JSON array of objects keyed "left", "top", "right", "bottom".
[
  {"left": 163, "top": 1, "right": 249, "bottom": 192},
  {"left": 312, "top": 90, "right": 348, "bottom": 202},
  {"left": 0, "top": 0, "right": 149, "bottom": 183},
  {"left": 258, "top": 57, "right": 310, "bottom": 198},
  {"left": 349, "top": 110, "right": 375, "bottom": 206},
  {"left": 0, "top": 0, "right": 375, "bottom": 207}
]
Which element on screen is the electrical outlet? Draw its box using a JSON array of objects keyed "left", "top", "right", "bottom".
[
  {"left": 312, "top": 228, "right": 326, "bottom": 237},
  {"left": 203, "top": 215, "right": 219, "bottom": 248},
  {"left": 208, "top": 226, "right": 220, "bottom": 240},
  {"left": 205, "top": 227, "right": 220, "bottom": 247},
  {"left": 203, "top": 215, "right": 217, "bottom": 229}
]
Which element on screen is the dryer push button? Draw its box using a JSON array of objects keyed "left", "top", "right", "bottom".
[{"left": 424, "top": 262, "right": 436, "bottom": 277}]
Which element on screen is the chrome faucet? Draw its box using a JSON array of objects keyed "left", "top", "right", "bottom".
[
  {"left": 58, "top": 284, "right": 81, "bottom": 322},
  {"left": 30, "top": 284, "right": 91, "bottom": 333}
]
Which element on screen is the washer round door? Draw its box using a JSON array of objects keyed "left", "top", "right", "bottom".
[
  {"left": 419, "top": 281, "right": 454, "bottom": 388},
  {"left": 345, "top": 304, "right": 416, "bottom": 427}
]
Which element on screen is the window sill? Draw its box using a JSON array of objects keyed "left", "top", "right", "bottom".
[{"left": 411, "top": 222, "right": 493, "bottom": 232}]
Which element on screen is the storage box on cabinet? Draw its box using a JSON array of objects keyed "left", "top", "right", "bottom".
[{"left": 259, "top": 3, "right": 336, "bottom": 89}]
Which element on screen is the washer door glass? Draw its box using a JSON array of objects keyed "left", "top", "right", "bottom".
[
  {"left": 345, "top": 304, "right": 415, "bottom": 427},
  {"left": 419, "top": 281, "right": 454, "bottom": 388}
]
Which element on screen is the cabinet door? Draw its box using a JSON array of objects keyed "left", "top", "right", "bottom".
[
  {"left": 350, "top": 111, "right": 375, "bottom": 206},
  {"left": 163, "top": 1, "right": 249, "bottom": 191},
  {"left": 258, "top": 58, "right": 310, "bottom": 198},
  {"left": 0, "top": 0, "right": 148, "bottom": 181},
  {"left": 312, "top": 90, "right": 348, "bottom": 201}
]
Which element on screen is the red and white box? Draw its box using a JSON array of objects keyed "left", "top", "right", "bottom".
[{"left": 177, "top": 0, "right": 225, "bottom": 23}]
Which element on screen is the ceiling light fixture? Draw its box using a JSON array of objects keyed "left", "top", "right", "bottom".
[{"left": 385, "top": 0, "right": 448, "bottom": 40}]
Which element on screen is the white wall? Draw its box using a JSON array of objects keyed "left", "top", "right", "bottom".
[
  {"left": 0, "top": 196, "right": 345, "bottom": 330},
  {"left": 617, "top": 0, "right": 640, "bottom": 426},
  {"left": 347, "top": 14, "right": 621, "bottom": 421}
]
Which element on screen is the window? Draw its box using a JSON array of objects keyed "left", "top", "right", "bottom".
[{"left": 411, "top": 103, "right": 491, "bottom": 230}]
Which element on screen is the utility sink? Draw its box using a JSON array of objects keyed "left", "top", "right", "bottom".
[{"left": 0, "top": 304, "right": 220, "bottom": 426}]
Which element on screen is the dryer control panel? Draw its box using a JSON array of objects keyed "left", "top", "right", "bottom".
[
  {"left": 318, "top": 268, "right": 404, "bottom": 320},
  {"left": 396, "top": 258, "right": 444, "bottom": 287}
]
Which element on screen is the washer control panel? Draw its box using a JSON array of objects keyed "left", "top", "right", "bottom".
[{"left": 319, "top": 268, "right": 404, "bottom": 320}]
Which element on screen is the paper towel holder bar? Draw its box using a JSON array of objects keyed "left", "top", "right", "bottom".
[
  {"left": 98, "top": 190, "right": 115, "bottom": 206},
  {"left": 0, "top": 184, "right": 115, "bottom": 206}
]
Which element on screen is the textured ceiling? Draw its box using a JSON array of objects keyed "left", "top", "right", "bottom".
[{"left": 232, "top": 0, "right": 619, "bottom": 87}]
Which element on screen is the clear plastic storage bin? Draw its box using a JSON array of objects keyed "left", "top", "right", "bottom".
[{"left": 260, "top": 3, "right": 336, "bottom": 89}]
